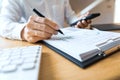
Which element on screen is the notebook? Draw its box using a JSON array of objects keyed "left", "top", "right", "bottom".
[{"left": 42, "top": 27, "right": 120, "bottom": 68}]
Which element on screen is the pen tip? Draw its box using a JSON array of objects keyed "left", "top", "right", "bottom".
[{"left": 57, "top": 30, "right": 64, "bottom": 35}]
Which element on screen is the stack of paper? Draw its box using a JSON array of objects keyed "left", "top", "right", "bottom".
[{"left": 44, "top": 27, "right": 120, "bottom": 62}]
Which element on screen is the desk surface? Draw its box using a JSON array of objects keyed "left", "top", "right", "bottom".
[{"left": 0, "top": 37, "right": 120, "bottom": 80}]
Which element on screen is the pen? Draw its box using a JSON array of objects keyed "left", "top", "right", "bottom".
[{"left": 33, "top": 8, "right": 64, "bottom": 35}]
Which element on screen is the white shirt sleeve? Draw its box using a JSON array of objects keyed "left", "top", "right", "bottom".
[
  {"left": 0, "top": 0, "right": 25, "bottom": 40},
  {"left": 0, "top": 0, "right": 78, "bottom": 40}
]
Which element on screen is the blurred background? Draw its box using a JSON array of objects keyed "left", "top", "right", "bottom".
[
  {"left": 70, "top": 0, "right": 116, "bottom": 24},
  {"left": 0, "top": 0, "right": 120, "bottom": 25}
]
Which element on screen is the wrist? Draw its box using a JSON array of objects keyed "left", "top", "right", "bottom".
[{"left": 21, "top": 26, "right": 26, "bottom": 41}]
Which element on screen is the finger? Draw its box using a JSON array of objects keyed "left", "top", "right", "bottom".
[
  {"left": 87, "top": 20, "right": 92, "bottom": 24},
  {"left": 76, "top": 21, "right": 88, "bottom": 28},
  {"left": 81, "top": 20, "right": 89, "bottom": 27},
  {"left": 28, "top": 29, "right": 52, "bottom": 38},
  {"left": 26, "top": 36, "right": 49, "bottom": 43},
  {"left": 23, "top": 27, "right": 51, "bottom": 43},
  {"left": 30, "top": 22, "right": 58, "bottom": 35},
  {"left": 76, "top": 21, "right": 83, "bottom": 28},
  {"left": 27, "top": 16, "right": 58, "bottom": 35},
  {"left": 32, "top": 15, "right": 59, "bottom": 30}
]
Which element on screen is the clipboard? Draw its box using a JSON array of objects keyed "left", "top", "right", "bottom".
[
  {"left": 42, "top": 41, "right": 120, "bottom": 68},
  {"left": 41, "top": 27, "right": 120, "bottom": 68}
]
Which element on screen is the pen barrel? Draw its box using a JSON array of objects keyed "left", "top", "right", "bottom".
[{"left": 33, "top": 8, "right": 45, "bottom": 17}]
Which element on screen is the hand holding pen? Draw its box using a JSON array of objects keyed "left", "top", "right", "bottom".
[
  {"left": 21, "top": 8, "right": 62, "bottom": 43},
  {"left": 33, "top": 8, "right": 64, "bottom": 35}
]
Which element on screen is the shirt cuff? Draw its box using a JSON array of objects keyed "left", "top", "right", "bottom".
[{"left": 11, "top": 23, "right": 26, "bottom": 40}]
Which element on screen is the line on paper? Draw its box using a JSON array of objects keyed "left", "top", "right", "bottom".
[{"left": 51, "top": 36, "right": 74, "bottom": 41}]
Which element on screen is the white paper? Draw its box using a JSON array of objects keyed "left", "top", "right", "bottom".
[{"left": 44, "top": 27, "right": 120, "bottom": 62}]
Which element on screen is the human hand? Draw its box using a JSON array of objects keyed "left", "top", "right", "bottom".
[
  {"left": 21, "top": 15, "right": 59, "bottom": 43},
  {"left": 75, "top": 20, "right": 91, "bottom": 29},
  {"left": 75, "top": 12, "right": 91, "bottom": 29}
]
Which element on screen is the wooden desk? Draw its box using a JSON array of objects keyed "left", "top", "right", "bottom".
[{"left": 0, "top": 37, "right": 120, "bottom": 80}]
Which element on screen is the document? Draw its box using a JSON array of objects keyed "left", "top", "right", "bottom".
[{"left": 44, "top": 27, "right": 120, "bottom": 62}]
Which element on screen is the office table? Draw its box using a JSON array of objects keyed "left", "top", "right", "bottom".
[{"left": 0, "top": 35, "right": 120, "bottom": 80}]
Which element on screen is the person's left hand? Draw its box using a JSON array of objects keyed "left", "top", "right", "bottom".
[
  {"left": 75, "top": 12, "right": 91, "bottom": 29},
  {"left": 75, "top": 20, "right": 91, "bottom": 28}
]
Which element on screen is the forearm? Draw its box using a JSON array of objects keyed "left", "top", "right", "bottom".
[{"left": 0, "top": 0, "right": 25, "bottom": 40}]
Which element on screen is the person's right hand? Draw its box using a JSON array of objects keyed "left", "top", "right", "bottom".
[{"left": 21, "top": 15, "right": 59, "bottom": 43}]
